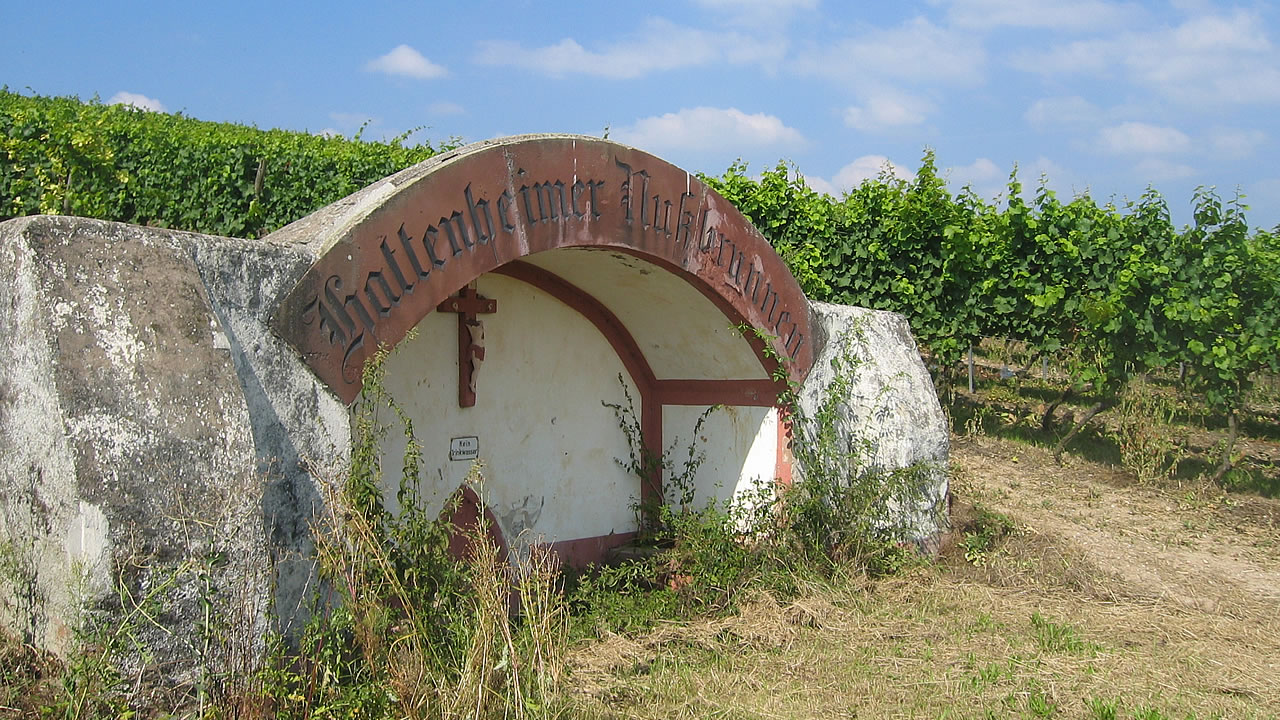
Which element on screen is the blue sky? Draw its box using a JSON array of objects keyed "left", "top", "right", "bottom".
[{"left": 5, "top": 0, "right": 1279, "bottom": 230}]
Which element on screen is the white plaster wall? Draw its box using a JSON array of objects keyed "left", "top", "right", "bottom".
[
  {"left": 524, "top": 249, "right": 768, "bottom": 380},
  {"left": 379, "top": 274, "right": 641, "bottom": 546},
  {"left": 661, "top": 405, "right": 778, "bottom": 509}
]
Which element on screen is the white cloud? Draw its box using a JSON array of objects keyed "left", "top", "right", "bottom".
[
  {"left": 108, "top": 91, "right": 166, "bottom": 112},
  {"left": 1209, "top": 128, "right": 1267, "bottom": 158},
  {"left": 843, "top": 91, "right": 932, "bottom": 131},
  {"left": 1024, "top": 156, "right": 1074, "bottom": 191},
  {"left": 1099, "top": 122, "right": 1191, "bottom": 154},
  {"left": 365, "top": 45, "right": 447, "bottom": 79},
  {"left": 474, "top": 18, "right": 780, "bottom": 79},
  {"left": 1171, "top": 10, "right": 1269, "bottom": 52},
  {"left": 940, "top": 0, "right": 1143, "bottom": 31},
  {"left": 948, "top": 158, "right": 1002, "bottom": 187},
  {"left": 1134, "top": 157, "right": 1195, "bottom": 181},
  {"left": 794, "top": 17, "right": 985, "bottom": 85},
  {"left": 804, "top": 175, "right": 840, "bottom": 197},
  {"left": 427, "top": 101, "right": 465, "bottom": 116},
  {"left": 690, "top": 0, "right": 817, "bottom": 27},
  {"left": 315, "top": 128, "right": 342, "bottom": 139},
  {"left": 1024, "top": 96, "right": 1101, "bottom": 129},
  {"left": 613, "top": 107, "right": 805, "bottom": 152},
  {"left": 1014, "top": 9, "right": 1280, "bottom": 105},
  {"left": 1124, "top": 10, "right": 1280, "bottom": 104},
  {"left": 807, "top": 155, "right": 914, "bottom": 196},
  {"left": 1010, "top": 38, "right": 1113, "bottom": 74}
]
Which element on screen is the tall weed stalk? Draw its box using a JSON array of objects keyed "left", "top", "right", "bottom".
[
  {"left": 600, "top": 323, "right": 943, "bottom": 611},
  {"left": 284, "top": 344, "right": 568, "bottom": 719},
  {"left": 1112, "top": 378, "right": 1186, "bottom": 486}
]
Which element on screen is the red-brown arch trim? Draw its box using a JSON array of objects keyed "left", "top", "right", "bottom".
[
  {"left": 492, "top": 260, "right": 785, "bottom": 510},
  {"left": 270, "top": 135, "right": 814, "bottom": 405},
  {"left": 493, "top": 261, "right": 659, "bottom": 508},
  {"left": 444, "top": 484, "right": 509, "bottom": 566},
  {"left": 492, "top": 262, "right": 657, "bottom": 391}
]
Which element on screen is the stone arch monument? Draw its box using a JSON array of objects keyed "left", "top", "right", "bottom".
[
  {"left": 269, "top": 135, "right": 817, "bottom": 564},
  {"left": 0, "top": 134, "right": 948, "bottom": 685}
]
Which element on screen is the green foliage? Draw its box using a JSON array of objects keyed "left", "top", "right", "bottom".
[
  {"left": 1162, "top": 190, "right": 1279, "bottom": 414},
  {"left": 779, "top": 332, "right": 942, "bottom": 574},
  {"left": 1029, "top": 611, "right": 1095, "bottom": 655},
  {"left": 705, "top": 152, "right": 987, "bottom": 380},
  {"left": 705, "top": 154, "right": 1280, "bottom": 480},
  {"left": 597, "top": 322, "right": 942, "bottom": 621},
  {"left": 269, "top": 343, "right": 569, "bottom": 719},
  {"left": 1085, "top": 696, "right": 1121, "bottom": 720},
  {"left": 0, "top": 89, "right": 451, "bottom": 237},
  {"left": 960, "top": 504, "right": 1015, "bottom": 567},
  {"left": 565, "top": 561, "right": 681, "bottom": 638}
]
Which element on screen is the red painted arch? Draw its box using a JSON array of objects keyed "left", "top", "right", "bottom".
[
  {"left": 493, "top": 261, "right": 786, "bottom": 508},
  {"left": 270, "top": 135, "right": 814, "bottom": 404},
  {"left": 444, "top": 484, "right": 509, "bottom": 566}
]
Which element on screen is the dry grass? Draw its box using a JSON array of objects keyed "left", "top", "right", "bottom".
[
  {"left": 0, "top": 635, "right": 60, "bottom": 718},
  {"left": 310, "top": 466, "right": 570, "bottom": 720},
  {"left": 564, "top": 435, "right": 1280, "bottom": 720}
]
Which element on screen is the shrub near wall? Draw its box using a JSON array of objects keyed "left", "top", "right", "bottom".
[{"left": 0, "top": 89, "right": 450, "bottom": 238}]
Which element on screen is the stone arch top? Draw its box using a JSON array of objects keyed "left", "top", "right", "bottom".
[{"left": 269, "top": 134, "right": 815, "bottom": 403}]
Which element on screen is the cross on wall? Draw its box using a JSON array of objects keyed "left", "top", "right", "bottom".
[{"left": 436, "top": 285, "right": 497, "bottom": 408}]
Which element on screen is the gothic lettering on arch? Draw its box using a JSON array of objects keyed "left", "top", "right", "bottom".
[
  {"left": 440, "top": 211, "right": 472, "bottom": 256},
  {"left": 571, "top": 179, "right": 606, "bottom": 220},
  {"left": 275, "top": 136, "right": 816, "bottom": 402},
  {"left": 675, "top": 192, "right": 696, "bottom": 245},
  {"left": 497, "top": 190, "right": 518, "bottom": 232},
  {"left": 297, "top": 274, "right": 379, "bottom": 384},
  {"left": 464, "top": 184, "right": 495, "bottom": 246},
  {"left": 535, "top": 180, "right": 566, "bottom": 222}
]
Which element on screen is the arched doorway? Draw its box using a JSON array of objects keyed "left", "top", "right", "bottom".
[{"left": 271, "top": 135, "right": 817, "bottom": 564}]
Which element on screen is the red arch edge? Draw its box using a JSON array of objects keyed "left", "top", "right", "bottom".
[
  {"left": 493, "top": 261, "right": 661, "bottom": 509},
  {"left": 270, "top": 136, "right": 814, "bottom": 405},
  {"left": 493, "top": 260, "right": 787, "bottom": 517},
  {"left": 444, "top": 484, "right": 510, "bottom": 566}
]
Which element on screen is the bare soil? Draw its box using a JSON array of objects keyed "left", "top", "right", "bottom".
[
  {"left": 953, "top": 435, "right": 1280, "bottom": 612},
  {"left": 569, "top": 433, "right": 1280, "bottom": 719}
]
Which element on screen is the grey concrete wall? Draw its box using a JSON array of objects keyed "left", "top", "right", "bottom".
[{"left": 0, "top": 215, "right": 346, "bottom": 701}]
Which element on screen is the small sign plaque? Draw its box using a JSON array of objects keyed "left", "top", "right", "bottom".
[{"left": 450, "top": 436, "right": 479, "bottom": 461}]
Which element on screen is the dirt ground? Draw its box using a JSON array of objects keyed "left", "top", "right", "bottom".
[
  {"left": 952, "top": 434, "right": 1280, "bottom": 615},
  {"left": 569, "top": 434, "right": 1280, "bottom": 719}
]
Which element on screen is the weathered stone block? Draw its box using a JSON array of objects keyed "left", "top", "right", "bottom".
[
  {"left": 795, "top": 302, "right": 950, "bottom": 547},
  {"left": 0, "top": 215, "right": 347, "bottom": 703}
]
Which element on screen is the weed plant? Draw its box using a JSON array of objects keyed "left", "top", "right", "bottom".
[
  {"left": 959, "top": 504, "right": 1016, "bottom": 567},
  {"left": 1112, "top": 378, "right": 1187, "bottom": 486},
  {"left": 582, "top": 325, "right": 944, "bottom": 623},
  {"left": 1029, "top": 611, "right": 1095, "bottom": 655},
  {"left": 261, "top": 344, "right": 569, "bottom": 719}
]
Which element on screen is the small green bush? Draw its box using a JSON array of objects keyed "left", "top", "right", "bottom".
[{"left": 595, "top": 324, "right": 944, "bottom": 618}]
